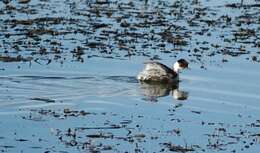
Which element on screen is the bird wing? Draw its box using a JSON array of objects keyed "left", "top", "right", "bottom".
[{"left": 143, "top": 61, "right": 174, "bottom": 75}]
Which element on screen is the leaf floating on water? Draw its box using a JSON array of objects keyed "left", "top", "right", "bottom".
[
  {"left": 0, "top": 145, "right": 15, "bottom": 148},
  {"left": 18, "top": 0, "right": 31, "bottom": 4},
  {"left": 162, "top": 142, "right": 195, "bottom": 152},
  {"left": 76, "top": 125, "right": 121, "bottom": 130},
  {"left": 86, "top": 133, "right": 112, "bottom": 139},
  {"left": 0, "top": 55, "right": 32, "bottom": 62},
  {"left": 15, "top": 139, "right": 29, "bottom": 142},
  {"left": 30, "top": 97, "right": 55, "bottom": 103},
  {"left": 133, "top": 134, "right": 146, "bottom": 139},
  {"left": 191, "top": 111, "right": 202, "bottom": 114}
]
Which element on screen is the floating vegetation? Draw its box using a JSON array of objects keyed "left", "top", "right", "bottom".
[
  {"left": 17, "top": 108, "right": 260, "bottom": 152},
  {"left": 0, "top": 55, "right": 32, "bottom": 62},
  {"left": 0, "top": 0, "right": 259, "bottom": 67}
]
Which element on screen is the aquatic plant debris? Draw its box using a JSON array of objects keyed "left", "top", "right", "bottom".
[
  {"left": 30, "top": 97, "right": 55, "bottom": 103},
  {"left": 0, "top": 0, "right": 259, "bottom": 67},
  {"left": 15, "top": 107, "right": 260, "bottom": 152}
]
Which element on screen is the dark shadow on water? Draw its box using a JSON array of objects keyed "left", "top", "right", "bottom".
[
  {"left": 104, "top": 76, "right": 139, "bottom": 83},
  {"left": 10, "top": 75, "right": 131, "bottom": 81},
  {"left": 18, "top": 75, "right": 67, "bottom": 80},
  {"left": 14, "top": 75, "right": 137, "bottom": 82}
]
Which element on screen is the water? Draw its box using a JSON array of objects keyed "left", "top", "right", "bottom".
[{"left": 1, "top": 0, "right": 260, "bottom": 152}]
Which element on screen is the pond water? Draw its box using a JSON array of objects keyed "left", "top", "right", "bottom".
[{"left": 0, "top": 0, "right": 260, "bottom": 153}]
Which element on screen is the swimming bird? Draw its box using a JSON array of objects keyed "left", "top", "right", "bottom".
[{"left": 137, "top": 59, "right": 189, "bottom": 83}]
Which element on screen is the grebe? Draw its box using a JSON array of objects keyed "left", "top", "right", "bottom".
[{"left": 137, "top": 59, "right": 189, "bottom": 83}]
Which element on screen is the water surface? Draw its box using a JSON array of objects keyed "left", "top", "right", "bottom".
[{"left": 0, "top": 0, "right": 260, "bottom": 152}]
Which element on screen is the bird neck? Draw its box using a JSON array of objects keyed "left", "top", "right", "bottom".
[{"left": 173, "top": 62, "right": 180, "bottom": 73}]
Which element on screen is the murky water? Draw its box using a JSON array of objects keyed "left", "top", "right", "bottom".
[{"left": 1, "top": 0, "right": 260, "bottom": 152}]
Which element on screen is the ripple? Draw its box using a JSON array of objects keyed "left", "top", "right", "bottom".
[{"left": 0, "top": 74, "right": 140, "bottom": 111}]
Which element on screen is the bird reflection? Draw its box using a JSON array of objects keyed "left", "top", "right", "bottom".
[{"left": 139, "top": 82, "right": 188, "bottom": 102}]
